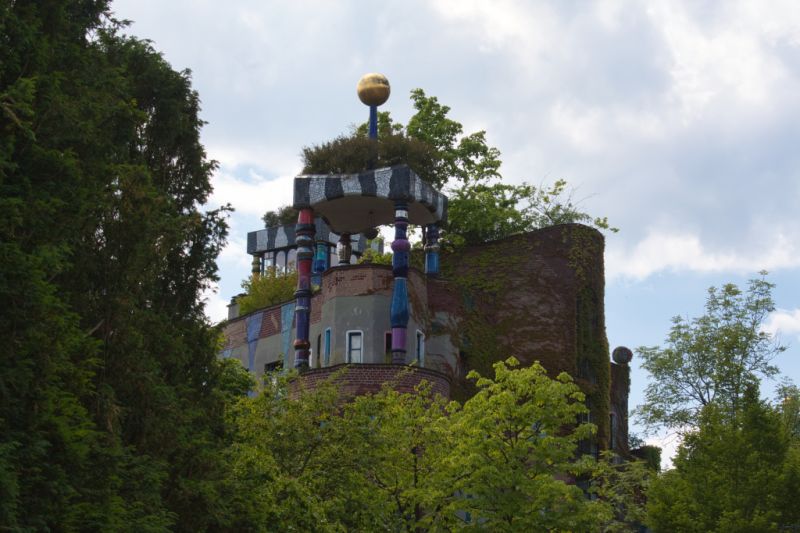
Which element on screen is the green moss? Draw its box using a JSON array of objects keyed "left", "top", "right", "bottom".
[
  {"left": 441, "top": 226, "right": 612, "bottom": 449},
  {"left": 565, "top": 225, "right": 611, "bottom": 449},
  {"left": 576, "top": 285, "right": 611, "bottom": 449}
]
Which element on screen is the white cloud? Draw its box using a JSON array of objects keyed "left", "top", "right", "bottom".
[
  {"left": 763, "top": 308, "right": 800, "bottom": 342},
  {"left": 607, "top": 230, "right": 800, "bottom": 281},
  {"left": 201, "top": 283, "right": 231, "bottom": 324},
  {"left": 219, "top": 233, "right": 252, "bottom": 272},
  {"left": 208, "top": 169, "right": 296, "bottom": 217}
]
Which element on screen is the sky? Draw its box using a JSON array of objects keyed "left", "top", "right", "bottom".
[{"left": 113, "top": 0, "right": 799, "bottom": 461}]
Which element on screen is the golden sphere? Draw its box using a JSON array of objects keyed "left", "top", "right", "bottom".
[{"left": 357, "top": 73, "right": 390, "bottom": 106}]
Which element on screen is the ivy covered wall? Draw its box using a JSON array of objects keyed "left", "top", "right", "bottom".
[{"left": 438, "top": 223, "right": 611, "bottom": 447}]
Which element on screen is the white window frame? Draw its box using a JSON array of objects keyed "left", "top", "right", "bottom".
[
  {"left": 415, "top": 330, "right": 425, "bottom": 367},
  {"left": 345, "top": 330, "right": 364, "bottom": 364}
]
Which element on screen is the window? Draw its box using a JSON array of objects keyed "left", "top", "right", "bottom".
[
  {"left": 384, "top": 331, "right": 392, "bottom": 363},
  {"left": 264, "top": 361, "right": 282, "bottom": 373},
  {"left": 415, "top": 330, "right": 425, "bottom": 367},
  {"left": 346, "top": 330, "right": 363, "bottom": 363},
  {"left": 315, "top": 334, "right": 322, "bottom": 369},
  {"left": 324, "top": 328, "right": 331, "bottom": 366}
]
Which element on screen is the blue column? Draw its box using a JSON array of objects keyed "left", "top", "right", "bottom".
[
  {"left": 424, "top": 224, "right": 440, "bottom": 277},
  {"left": 312, "top": 240, "right": 328, "bottom": 285},
  {"left": 368, "top": 105, "right": 378, "bottom": 139}
]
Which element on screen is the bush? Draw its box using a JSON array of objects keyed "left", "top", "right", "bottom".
[{"left": 237, "top": 267, "right": 297, "bottom": 315}]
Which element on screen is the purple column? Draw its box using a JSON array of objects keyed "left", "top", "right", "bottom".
[{"left": 390, "top": 202, "right": 410, "bottom": 364}]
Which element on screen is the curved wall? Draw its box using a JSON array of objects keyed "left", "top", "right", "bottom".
[{"left": 290, "top": 363, "right": 450, "bottom": 399}]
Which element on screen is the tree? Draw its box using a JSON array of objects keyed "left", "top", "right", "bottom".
[
  {"left": 636, "top": 273, "right": 785, "bottom": 432},
  {"left": 446, "top": 178, "right": 618, "bottom": 247},
  {"left": 434, "top": 358, "right": 608, "bottom": 531},
  {"left": 0, "top": 3, "right": 242, "bottom": 529},
  {"left": 647, "top": 386, "right": 800, "bottom": 532},
  {"left": 298, "top": 89, "right": 614, "bottom": 247},
  {"left": 640, "top": 275, "right": 798, "bottom": 531},
  {"left": 224, "top": 359, "right": 645, "bottom": 531},
  {"left": 304, "top": 88, "right": 501, "bottom": 189}
]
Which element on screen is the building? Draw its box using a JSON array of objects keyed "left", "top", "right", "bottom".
[{"left": 220, "top": 162, "right": 632, "bottom": 456}]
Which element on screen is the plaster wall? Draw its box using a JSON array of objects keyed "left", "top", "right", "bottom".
[{"left": 222, "top": 264, "right": 447, "bottom": 373}]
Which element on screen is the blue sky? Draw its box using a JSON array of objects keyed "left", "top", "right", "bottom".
[{"left": 114, "top": 0, "right": 799, "bottom": 460}]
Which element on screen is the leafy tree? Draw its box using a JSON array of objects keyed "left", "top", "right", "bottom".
[
  {"left": 445, "top": 178, "right": 617, "bottom": 246},
  {"left": 636, "top": 273, "right": 784, "bottom": 432},
  {"left": 0, "top": 3, "right": 243, "bottom": 529},
  {"left": 237, "top": 266, "right": 298, "bottom": 315},
  {"left": 224, "top": 359, "right": 646, "bottom": 531},
  {"left": 591, "top": 451, "right": 653, "bottom": 532},
  {"left": 299, "top": 89, "right": 614, "bottom": 246},
  {"left": 304, "top": 89, "right": 500, "bottom": 189},
  {"left": 647, "top": 386, "right": 800, "bottom": 532},
  {"left": 434, "top": 358, "right": 608, "bottom": 531}
]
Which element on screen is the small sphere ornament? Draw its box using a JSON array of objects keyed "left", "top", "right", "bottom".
[
  {"left": 612, "top": 346, "right": 633, "bottom": 365},
  {"left": 357, "top": 73, "right": 390, "bottom": 106}
]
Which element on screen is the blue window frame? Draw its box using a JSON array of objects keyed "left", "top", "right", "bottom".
[{"left": 324, "top": 328, "right": 331, "bottom": 366}]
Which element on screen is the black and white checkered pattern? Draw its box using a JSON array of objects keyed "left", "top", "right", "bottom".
[{"left": 293, "top": 165, "right": 447, "bottom": 223}]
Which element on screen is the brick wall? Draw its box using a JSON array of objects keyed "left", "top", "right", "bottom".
[
  {"left": 321, "top": 264, "right": 393, "bottom": 298},
  {"left": 442, "top": 224, "right": 605, "bottom": 376},
  {"left": 310, "top": 294, "right": 321, "bottom": 324},
  {"left": 290, "top": 363, "right": 451, "bottom": 399},
  {"left": 260, "top": 307, "right": 281, "bottom": 338}
]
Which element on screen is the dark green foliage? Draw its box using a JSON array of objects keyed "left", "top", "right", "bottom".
[
  {"left": 302, "top": 130, "right": 437, "bottom": 185},
  {"left": 0, "top": 2, "right": 243, "bottom": 529},
  {"left": 262, "top": 204, "right": 298, "bottom": 227},
  {"left": 630, "top": 445, "right": 662, "bottom": 472},
  {"left": 647, "top": 388, "right": 800, "bottom": 532}
]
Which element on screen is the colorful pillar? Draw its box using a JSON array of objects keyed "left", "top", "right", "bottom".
[
  {"left": 251, "top": 253, "right": 262, "bottom": 278},
  {"left": 312, "top": 240, "right": 328, "bottom": 285},
  {"left": 338, "top": 233, "right": 352, "bottom": 265},
  {"left": 293, "top": 208, "right": 315, "bottom": 369},
  {"left": 390, "top": 201, "right": 410, "bottom": 364},
  {"left": 424, "top": 224, "right": 440, "bottom": 277}
]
